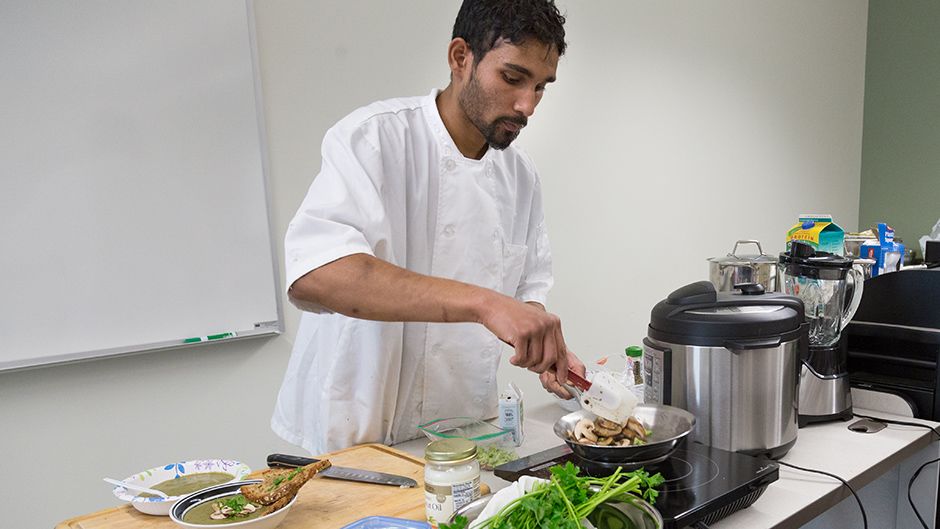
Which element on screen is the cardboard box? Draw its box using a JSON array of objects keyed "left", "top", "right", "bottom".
[
  {"left": 861, "top": 223, "right": 904, "bottom": 277},
  {"left": 786, "top": 214, "right": 845, "bottom": 255}
]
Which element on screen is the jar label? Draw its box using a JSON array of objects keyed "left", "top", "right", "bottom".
[{"left": 425, "top": 477, "right": 480, "bottom": 527}]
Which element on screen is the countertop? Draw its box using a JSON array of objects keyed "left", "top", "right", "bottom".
[{"left": 396, "top": 400, "right": 940, "bottom": 528}]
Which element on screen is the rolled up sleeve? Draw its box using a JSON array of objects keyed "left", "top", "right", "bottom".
[{"left": 284, "top": 125, "right": 388, "bottom": 312}]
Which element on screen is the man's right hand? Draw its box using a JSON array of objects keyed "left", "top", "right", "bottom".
[{"left": 478, "top": 295, "right": 571, "bottom": 385}]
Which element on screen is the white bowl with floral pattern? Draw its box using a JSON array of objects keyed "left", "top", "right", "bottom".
[{"left": 112, "top": 459, "right": 251, "bottom": 515}]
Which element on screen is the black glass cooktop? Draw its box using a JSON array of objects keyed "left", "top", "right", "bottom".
[{"left": 494, "top": 441, "right": 778, "bottom": 529}]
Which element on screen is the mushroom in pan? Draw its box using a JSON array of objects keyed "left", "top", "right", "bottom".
[
  {"left": 574, "top": 418, "right": 598, "bottom": 443},
  {"left": 568, "top": 415, "right": 651, "bottom": 447}
]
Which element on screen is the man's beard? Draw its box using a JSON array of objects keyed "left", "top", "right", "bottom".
[{"left": 458, "top": 69, "right": 527, "bottom": 150}]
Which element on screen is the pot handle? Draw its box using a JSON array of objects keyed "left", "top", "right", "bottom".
[{"left": 731, "top": 239, "right": 765, "bottom": 257}]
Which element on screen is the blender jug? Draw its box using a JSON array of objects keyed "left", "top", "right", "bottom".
[{"left": 779, "top": 242, "right": 864, "bottom": 346}]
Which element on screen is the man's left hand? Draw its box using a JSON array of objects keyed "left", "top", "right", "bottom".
[{"left": 540, "top": 351, "right": 586, "bottom": 400}]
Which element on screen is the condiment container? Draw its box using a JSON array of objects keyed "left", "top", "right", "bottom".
[{"left": 424, "top": 438, "right": 481, "bottom": 528}]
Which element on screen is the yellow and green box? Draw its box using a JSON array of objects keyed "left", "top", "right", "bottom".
[{"left": 786, "top": 214, "right": 845, "bottom": 255}]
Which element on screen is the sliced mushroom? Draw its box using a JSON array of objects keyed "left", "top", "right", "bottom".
[
  {"left": 627, "top": 417, "right": 647, "bottom": 440},
  {"left": 593, "top": 420, "right": 622, "bottom": 437},
  {"left": 621, "top": 424, "right": 636, "bottom": 439},
  {"left": 574, "top": 418, "right": 598, "bottom": 443},
  {"left": 595, "top": 436, "right": 614, "bottom": 446}
]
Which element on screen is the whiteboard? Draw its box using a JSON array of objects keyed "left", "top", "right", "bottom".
[{"left": 0, "top": 0, "right": 282, "bottom": 371}]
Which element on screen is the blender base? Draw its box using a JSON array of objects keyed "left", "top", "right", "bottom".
[{"left": 799, "top": 406, "right": 854, "bottom": 428}]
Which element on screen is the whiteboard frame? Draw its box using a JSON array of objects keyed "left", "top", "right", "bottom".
[{"left": 0, "top": 0, "right": 283, "bottom": 373}]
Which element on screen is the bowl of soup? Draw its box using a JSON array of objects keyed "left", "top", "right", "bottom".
[
  {"left": 170, "top": 480, "right": 297, "bottom": 529},
  {"left": 112, "top": 459, "right": 251, "bottom": 515}
]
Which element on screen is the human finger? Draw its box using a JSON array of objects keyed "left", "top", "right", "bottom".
[
  {"left": 553, "top": 326, "right": 569, "bottom": 385},
  {"left": 522, "top": 329, "right": 544, "bottom": 369},
  {"left": 540, "top": 370, "right": 573, "bottom": 399},
  {"left": 535, "top": 328, "right": 558, "bottom": 374},
  {"left": 509, "top": 336, "right": 528, "bottom": 367}
]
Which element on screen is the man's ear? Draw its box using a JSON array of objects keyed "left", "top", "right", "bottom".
[{"left": 447, "top": 38, "right": 473, "bottom": 81}]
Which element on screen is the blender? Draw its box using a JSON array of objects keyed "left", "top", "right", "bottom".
[{"left": 779, "top": 242, "right": 864, "bottom": 425}]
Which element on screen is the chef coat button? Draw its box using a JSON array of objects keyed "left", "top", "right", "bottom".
[
  {"left": 443, "top": 158, "right": 456, "bottom": 171},
  {"left": 443, "top": 224, "right": 456, "bottom": 237}
]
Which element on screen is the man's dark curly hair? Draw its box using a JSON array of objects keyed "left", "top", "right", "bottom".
[{"left": 451, "top": 0, "right": 567, "bottom": 63}]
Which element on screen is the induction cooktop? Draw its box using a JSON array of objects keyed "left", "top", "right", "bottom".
[{"left": 494, "top": 441, "right": 778, "bottom": 529}]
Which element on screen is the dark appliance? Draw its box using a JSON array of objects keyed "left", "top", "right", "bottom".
[
  {"left": 845, "top": 268, "right": 940, "bottom": 528},
  {"left": 494, "top": 441, "right": 778, "bottom": 529}
]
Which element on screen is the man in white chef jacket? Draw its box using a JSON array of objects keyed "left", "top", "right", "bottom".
[{"left": 273, "top": 0, "right": 585, "bottom": 454}]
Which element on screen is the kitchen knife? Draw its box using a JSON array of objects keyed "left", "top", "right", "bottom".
[{"left": 266, "top": 453, "right": 418, "bottom": 488}]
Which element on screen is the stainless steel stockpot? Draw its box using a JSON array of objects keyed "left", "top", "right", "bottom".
[
  {"left": 644, "top": 281, "right": 807, "bottom": 459},
  {"left": 708, "top": 240, "right": 779, "bottom": 292}
]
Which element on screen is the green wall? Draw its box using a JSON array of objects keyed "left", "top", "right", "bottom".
[{"left": 860, "top": 1, "right": 940, "bottom": 256}]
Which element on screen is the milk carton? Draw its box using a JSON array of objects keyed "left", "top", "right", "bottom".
[
  {"left": 787, "top": 214, "right": 846, "bottom": 255},
  {"left": 498, "top": 382, "right": 524, "bottom": 447}
]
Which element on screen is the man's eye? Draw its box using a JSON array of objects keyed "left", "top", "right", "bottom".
[{"left": 503, "top": 74, "right": 521, "bottom": 85}]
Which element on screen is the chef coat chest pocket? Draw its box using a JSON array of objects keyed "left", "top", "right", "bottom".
[{"left": 500, "top": 242, "right": 528, "bottom": 296}]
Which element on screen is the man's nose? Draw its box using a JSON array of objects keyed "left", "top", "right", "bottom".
[{"left": 513, "top": 90, "right": 539, "bottom": 117}]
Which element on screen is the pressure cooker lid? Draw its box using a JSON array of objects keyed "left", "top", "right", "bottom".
[
  {"left": 648, "top": 281, "right": 805, "bottom": 346},
  {"left": 779, "top": 241, "right": 854, "bottom": 279}
]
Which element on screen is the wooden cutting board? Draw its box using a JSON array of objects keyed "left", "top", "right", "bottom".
[{"left": 57, "top": 444, "right": 438, "bottom": 529}]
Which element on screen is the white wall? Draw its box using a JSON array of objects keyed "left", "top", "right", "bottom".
[{"left": 0, "top": 2, "right": 868, "bottom": 528}]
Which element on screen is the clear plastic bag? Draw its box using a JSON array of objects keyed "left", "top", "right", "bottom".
[{"left": 418, "top": 417, "right": 517, "bottom": 470}]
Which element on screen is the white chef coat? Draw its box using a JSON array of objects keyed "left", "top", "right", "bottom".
[{"left": 272, "top": 89, "right": 553, "bottom": 454}]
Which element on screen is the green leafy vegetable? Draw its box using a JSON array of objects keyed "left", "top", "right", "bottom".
[
  {"left": 439, "top": 463, "right": 664, "bottom": 529},
  {"left": 477, "top": 445, "right": 518, "bottom": 470},
  {"left": 220, "top": 495, "right": 248, "bottom": 512},
  {"left": 269, "top": 466, "right": 304, "bottom": 491}
]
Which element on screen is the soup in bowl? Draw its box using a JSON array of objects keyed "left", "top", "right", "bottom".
[
  {"left": 171, "top": 480, "right": 298, "bottom": 529},
  {"left": 112, "top": 459, "right": 251, "bottom": 516}
]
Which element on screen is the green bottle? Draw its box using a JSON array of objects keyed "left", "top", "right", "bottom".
[{"left": 625, "top": 346, "right": 644, "bottom": 385}]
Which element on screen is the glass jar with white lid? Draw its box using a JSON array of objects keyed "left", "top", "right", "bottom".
[{"left": 424, "top": 438, "right": 481, "bottom": 528}]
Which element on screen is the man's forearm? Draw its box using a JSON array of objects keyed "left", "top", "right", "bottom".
[{"left": 288, "top": 253, "right": 500, "bottom": 324}]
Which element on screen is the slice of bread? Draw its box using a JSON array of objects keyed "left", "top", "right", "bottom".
[{"left": 240, "top": 459, "right": 331, "bottom": 506}]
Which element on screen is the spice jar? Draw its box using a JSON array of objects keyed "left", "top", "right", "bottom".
[{"left": 424, "top": 438, "right": 481, "bottom": 527}]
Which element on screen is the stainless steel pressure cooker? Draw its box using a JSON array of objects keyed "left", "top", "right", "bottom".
[{"left": 644, "top": 281, "right": 807, "bottom": 459}]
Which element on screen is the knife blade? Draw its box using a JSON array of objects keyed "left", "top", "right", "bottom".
[{"left": 266, "top": 453, "right": 418, "bottom": 488}]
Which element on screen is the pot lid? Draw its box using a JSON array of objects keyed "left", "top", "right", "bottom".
[
  {"left": 648, "top": 281, "right": 805, "bottom": 346},
  {"left": 707, "top": 240, "right": 777, "bottom": 265}
]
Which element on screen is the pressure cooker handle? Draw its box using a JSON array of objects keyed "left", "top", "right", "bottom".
[
  {"left": 665, "top": 280, "right": 804, "bottom": 315},
  {"left": 723, "top": 336, "right": 783, "bottom": 351}
]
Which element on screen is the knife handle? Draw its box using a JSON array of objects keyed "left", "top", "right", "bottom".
[{"left": 267, "top": 453, "right": 320, "bottom": 468}]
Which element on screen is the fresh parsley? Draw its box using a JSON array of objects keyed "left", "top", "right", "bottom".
[{"left": 439, "top": 463, "right": 664, "bottom": 529}]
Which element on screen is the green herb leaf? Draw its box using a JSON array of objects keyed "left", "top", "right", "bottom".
[{"left": 439, "top": 515, "right": 469, "bottom": 529}]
